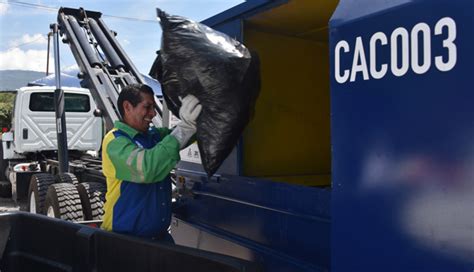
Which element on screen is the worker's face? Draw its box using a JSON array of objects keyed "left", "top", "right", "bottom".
[{"left": 123, "top": 93, "right": 157, "bottom": 133}]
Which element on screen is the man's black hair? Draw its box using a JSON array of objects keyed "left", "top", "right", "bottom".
[{"left": 117, "top": 83, "right": 155, "bottom": 118}]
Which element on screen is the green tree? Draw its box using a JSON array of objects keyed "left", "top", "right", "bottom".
[{"left": 0, "top": 93, "right": 15, "bottom": 129}]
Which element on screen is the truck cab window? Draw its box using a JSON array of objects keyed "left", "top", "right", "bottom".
[{"left": 29, "top": 93, "right": 90, "bottom": 112}]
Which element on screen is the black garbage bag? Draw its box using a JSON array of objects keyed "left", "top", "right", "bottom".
[{"left": 150, "top": 9, "right": 260, "bottom": 177}]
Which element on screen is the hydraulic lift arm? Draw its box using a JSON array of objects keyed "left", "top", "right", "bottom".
[{"left": 56, "top": 7, "right": 163, "bottom": 131}]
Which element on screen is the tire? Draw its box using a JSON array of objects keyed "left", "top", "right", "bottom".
[
  {"left": 56, "top": 172, "right": 79, "bottom": 185},
  {"left": 27, "top": 173, "right": 55, "bottom": 214},
  {"left": 77, "top": 182, "right": 106, "bottom": 220},
  {"left": 45, "top": 183, "right": 84, "bottom": 222},
  {"left": 0, "top": 181, "right": 11, "bottom": 198}
]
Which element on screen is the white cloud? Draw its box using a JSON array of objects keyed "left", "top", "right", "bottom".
[
  {"left": 121, "top": 39, "right": 130, "bottom": 46},
  {"left": 0, "top": 48, "right": 53, "bottom": 72},
  {"left": 62, "top": 64, "right": 79, "bottom": 73},
  {"left": 0, "top": 3, "right": 8, "bottom": 15},
  {"left": 9, "top": 34, "right": 48, "bottom": 48}
]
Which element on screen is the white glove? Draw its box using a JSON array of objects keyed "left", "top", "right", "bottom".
[
  {"left": 171, "top": 95, "right": 202, "bottom": 149},
  {"left": 171, "top": 122, "right": 195, "bottom": 149},
  {"left": 179, "top": 95, "right": 202, "bottom": 127}
]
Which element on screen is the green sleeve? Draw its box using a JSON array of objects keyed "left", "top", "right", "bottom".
[
  {"left": 156, "top": 127, "right": 172, "bottom": 139},
  {"left": 106, "top": 135, "right": 180, "bottom": 183},
  {"left": 156, "top": 127, "right": 196, "bottom": 148}
]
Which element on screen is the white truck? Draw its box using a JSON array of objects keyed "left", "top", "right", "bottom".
[
  {"left": 0, "top": 6, "right": 165, "bottom": 223},
  {"left": 0, "top": 86, "right": 106, "bottom": 221}
]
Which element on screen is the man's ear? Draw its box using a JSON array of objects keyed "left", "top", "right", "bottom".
[
  {"left": 122, "top": 100, "right": 133, "bottom": 121},
  {"left": 123, "top": 101, "right": 132, "bottom": 114}
]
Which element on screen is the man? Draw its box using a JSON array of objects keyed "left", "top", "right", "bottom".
[{"left": 101, "top": 83, "right": 201, "bottom": 240}]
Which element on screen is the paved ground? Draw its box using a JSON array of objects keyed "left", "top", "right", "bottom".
[{"left": 0, "top": 197, "right": 26, "bottom": 213}]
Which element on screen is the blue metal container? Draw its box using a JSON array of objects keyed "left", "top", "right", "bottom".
[
  {"left": 172, "top": 0, "right": 473, "bottom": 271},
  {"left": 330, "top": 0, "right": 474, "bottom": 271},
  {"left": 172, "top": 1, "right": 333, "bottom": 271}
]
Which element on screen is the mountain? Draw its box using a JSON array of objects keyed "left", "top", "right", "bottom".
[
  {"left": 0, "top": 69, "right": 163, "bottom": 95},
  {"left": 0, "top": 70, "right": 46, "bottom": 91}
]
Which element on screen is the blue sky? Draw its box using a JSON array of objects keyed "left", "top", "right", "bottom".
[{"left": 0, "top": 0, "right": 244, "bottom": 73}]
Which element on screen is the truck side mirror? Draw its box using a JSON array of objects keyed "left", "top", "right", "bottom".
[{"left": 93, "top": 109, "right": 102, "bottom": 117}]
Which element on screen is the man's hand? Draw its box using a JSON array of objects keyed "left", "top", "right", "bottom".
[
  {"left": 171, "top": 95, "right": 202, "bottom": 149},
  {"left": 179, "top": 95, "right": 202, "bottom": 127}
]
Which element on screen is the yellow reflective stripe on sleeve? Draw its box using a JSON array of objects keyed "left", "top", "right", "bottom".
[
  {"left": 126, "top": 149, "right": 140, "bottom": 167},
  {"left": 126, "top": 148, "right": 140, "bottom": 181},
  {"left": 137, "top": 150, "right": 145, "bottom": 182}
]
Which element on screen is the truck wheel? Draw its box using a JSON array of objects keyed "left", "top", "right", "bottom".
[
  {"left": 0, "top": 181, "right": 11, "bottom": 198},
  {"left": 77, "top": 182, "right": 106, "bottom": 220},
  {"left": 45, "top": 183, "right": 84, "bottom": 222},
  {"left": 56, "top": 172, "right": 79, "bottom": 185},
  {"left": 27, "top": 173, "right": 55, "bottom": 214}
]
